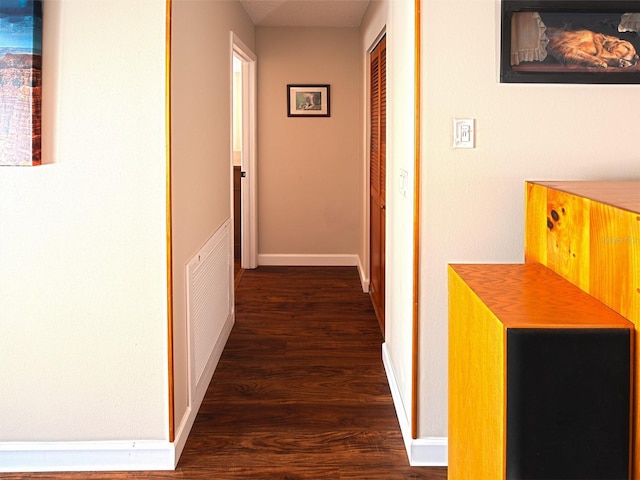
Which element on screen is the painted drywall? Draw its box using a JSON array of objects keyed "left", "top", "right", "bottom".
[
  {"left": 384, "top": 0, "right": 418, "bottom": 435},
  {"left": 420, "top": 0, "right": 640, "bottom": 438},
  {"left": 0, "top": 0, "right": 168, "bottom": 441},
  {"left": 360, "top": 0, "right": 417, "bottom": 433},
  {"left": 256, "top": 27, "right": 362, "bottom": 258},
  {"left": 170, "top": 0, "right": 255, "bottom": 431}
]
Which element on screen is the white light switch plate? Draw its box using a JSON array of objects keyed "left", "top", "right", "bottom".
[{"left": 453, "top": 118, "right": 475, "bottom": 149}]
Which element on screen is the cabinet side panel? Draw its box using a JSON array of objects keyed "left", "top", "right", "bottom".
[
  {"left": 524, "top": 182, "right": 548, "bottom": 265},
  {"left": 449, "top": 267, "right": 505, "bottom": 480},
  {"left": 590, "top": 202, "right": 640, "bottom": 325},
  {"left": 590, "top": 202, "right": 640, "bottom": 480}
]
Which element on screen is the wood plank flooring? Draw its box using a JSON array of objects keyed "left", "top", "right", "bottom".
[{"left": 3, "top": 266, "right": 447, "bottom": 479}]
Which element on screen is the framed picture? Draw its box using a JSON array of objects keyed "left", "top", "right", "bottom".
[
  {"left": 501, "top": 0, "right": 640, "bottom": 84},
  {"left": 0, "top": 0, "right": 42, "bottom": 165},
  {"left": 287, "top": 84, "right": 330, "bottom": 117}
]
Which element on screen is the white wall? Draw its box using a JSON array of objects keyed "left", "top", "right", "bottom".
[
  {"left": 5, "top": 0, "right": 635, "bottom": 461},
  {"left": 361, "top": 0, "right": 422, "bottom": 445},
  {"left": 420, "top": 0, "right": 640, "bottom": 438},
  {"left": 0, "top": 0, "right": 168, "bottom": 441},
  {"left": 255, "top": 27, "right": 362, "bottom": 262},
  {"left": 170, "top": 0, "right": 255, "bottom": 435},
  {"left": 384, "top": 0, "right": 417, "bottom": 432},
  {"left": 363, "top": 0, "right": 640, "bottom": 449}
]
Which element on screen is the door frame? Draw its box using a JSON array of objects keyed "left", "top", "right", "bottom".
[{"left": 231, "top": 32, "right": 257, "bottom": 269}]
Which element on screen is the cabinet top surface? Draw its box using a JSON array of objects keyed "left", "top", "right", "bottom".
[
  {"left": 529, "top": 181, "right": 640, "bottom": 214},
  {"left": 449, "top": 263, "right": 633, "bottom": 329}
]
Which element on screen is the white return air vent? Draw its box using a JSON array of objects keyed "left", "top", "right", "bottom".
[{"left": 186, "top": 219, "right": 233, "bottom": 400}]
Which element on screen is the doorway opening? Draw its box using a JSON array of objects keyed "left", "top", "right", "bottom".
[
  {"left": 231, "top": 33, "right": 257, "bottom": 277},
  {"left": 232, "top": 53, "right": 243, "bottom": 284}
]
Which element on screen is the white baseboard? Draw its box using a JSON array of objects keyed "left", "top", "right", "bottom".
[
  {"left": 258, "top": 254, "right": 358, "bottom": 267},
  {"left": 356, "top": 255, "right": 369, "bottom": 293},
  {"left": 0, "top": 441, "right": 175, "bottom": 472},
  {"left": 257, "top": 254, "right": 370, "bottom": 292},
  {"left": 0, "top": 313, "right": 236, "bottom": 473},
  {"left": 382, "top": 343, "right": 448, "bottom": 467},
  {"left": 173, "top": 311, "right": 235, "bottom": 463}
]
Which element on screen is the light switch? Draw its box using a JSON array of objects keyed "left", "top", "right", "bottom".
[
  {"left": 461, "top": 125, "right": 470, "bottom": 142},
  {"left": 453, "top": 118, "right": 475, "bottom": 149}
]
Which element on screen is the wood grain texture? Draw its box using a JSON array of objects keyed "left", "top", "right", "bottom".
[
  {"left": 590, "top": 202, "right": 640, "bottom": 325},
  {"left": 449, "top": 263, "right": 633, "bottom": 480},
  {"left": 524, "top": 180, "right": 639, "bottom": 478},
  {"left": 525, "top": 180, "right": 640, "bottom": 325},
  {"left": 524, "top": 181, "right": 547, "bottom": 264},
  {"left": 535, "top": 180, "right": 640, "bottom": 214},
  {"left": 590, "top": 202, "right": 640, "bottom": 479},
  {"left": 545, "top": 187, "right": 591, "bottom": 292},
  {"left": 448, "top": 267, "right": 505, "bottom": 480},
  {"left": 449, "top": 263, "right": 633, "bottom": 329},
  {"left": 1, "top": 267, "right": 446, "bottom": 480}
]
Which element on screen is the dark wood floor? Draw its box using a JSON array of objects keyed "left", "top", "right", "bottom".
[{"left": 4, "top": 266, "right": 447, "bottom": 479}]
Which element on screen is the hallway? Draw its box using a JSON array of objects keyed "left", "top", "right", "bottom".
[
  {"left": 3, "top": 267, "right": 447, "bottom": 479},
  {"left": 179, "top": 265, "right": 448, "bottom": 478}
]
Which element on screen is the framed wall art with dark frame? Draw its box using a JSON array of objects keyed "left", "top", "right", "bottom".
[
  {"left": 287, "top": 84, "right": 330, "bottom": 117},
  {"left": 501, "top": 0, "right": 640, "bottom": 84},
  {"left": 0, "top": 0, "right": 42, "bottom": 166}
]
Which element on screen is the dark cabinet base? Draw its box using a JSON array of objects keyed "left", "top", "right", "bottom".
[{"left": 506, "top": 328, "right": 631, "bottom": 480}]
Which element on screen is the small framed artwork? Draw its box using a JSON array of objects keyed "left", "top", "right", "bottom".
[
  {"left": 287, "top": 84, "right": 330, "bottom": 117},
  {"left": 0, "top": 0, "right": 43, "bottom": 165}
]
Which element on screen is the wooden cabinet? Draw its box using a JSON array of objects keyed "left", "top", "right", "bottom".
[
  {"left": 450, "top": 181, "right": 640, "bottom": 479},
  {"left": 525, "top": 180, "right": 640, "bottom": 325},
  {"left": 590, "top": 201, "right": 640, "bottom": 322},
  {"left": 449, "top": 263, "right": 633, "bottom": 480},
  {"left": 523, "top": 180, "right": 640, "bottom": 478}
]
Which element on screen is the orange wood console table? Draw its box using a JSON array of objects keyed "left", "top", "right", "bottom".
[
  {"left": 525, "top": 180, "right": 640, "bottom": 477},
  {"left": 449, "top": 263, "right": 633, "bottom": 480},
  {"left": 525, "top": 180, "right": 639, "bottom": 324}
]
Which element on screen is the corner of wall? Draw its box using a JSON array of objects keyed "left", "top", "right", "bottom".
[
  {"left": 382, "top": 343, "right": 448, "bottom": 467},
  {"left": 357, "top": 254, "right": 369, "bottom": 293}
]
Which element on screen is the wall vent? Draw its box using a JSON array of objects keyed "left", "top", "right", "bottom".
[{"left": 186, "top": 220, "right": 233, "bottom": 394}]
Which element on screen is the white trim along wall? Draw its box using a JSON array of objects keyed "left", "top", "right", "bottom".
[
  {"left": 382, "top": 344, "right": 447, "bottom": 467},
  {"left": 0, "top": 442, "right": 176, "bottom": 473}
]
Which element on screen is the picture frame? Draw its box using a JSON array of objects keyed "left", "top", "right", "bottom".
[
  {"left": 501, "top": 0, "right": 640, "bottom": 84},
  {"left": 0, "top": 0, "right": 42, "bottom": 165},
  {"left": 287, "top": 84, "right": 330, "bottom": 117}
]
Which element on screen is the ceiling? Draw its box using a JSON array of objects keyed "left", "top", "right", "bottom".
[{"left": 239, "top": 0, "right": 371, "bottom": 27}]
